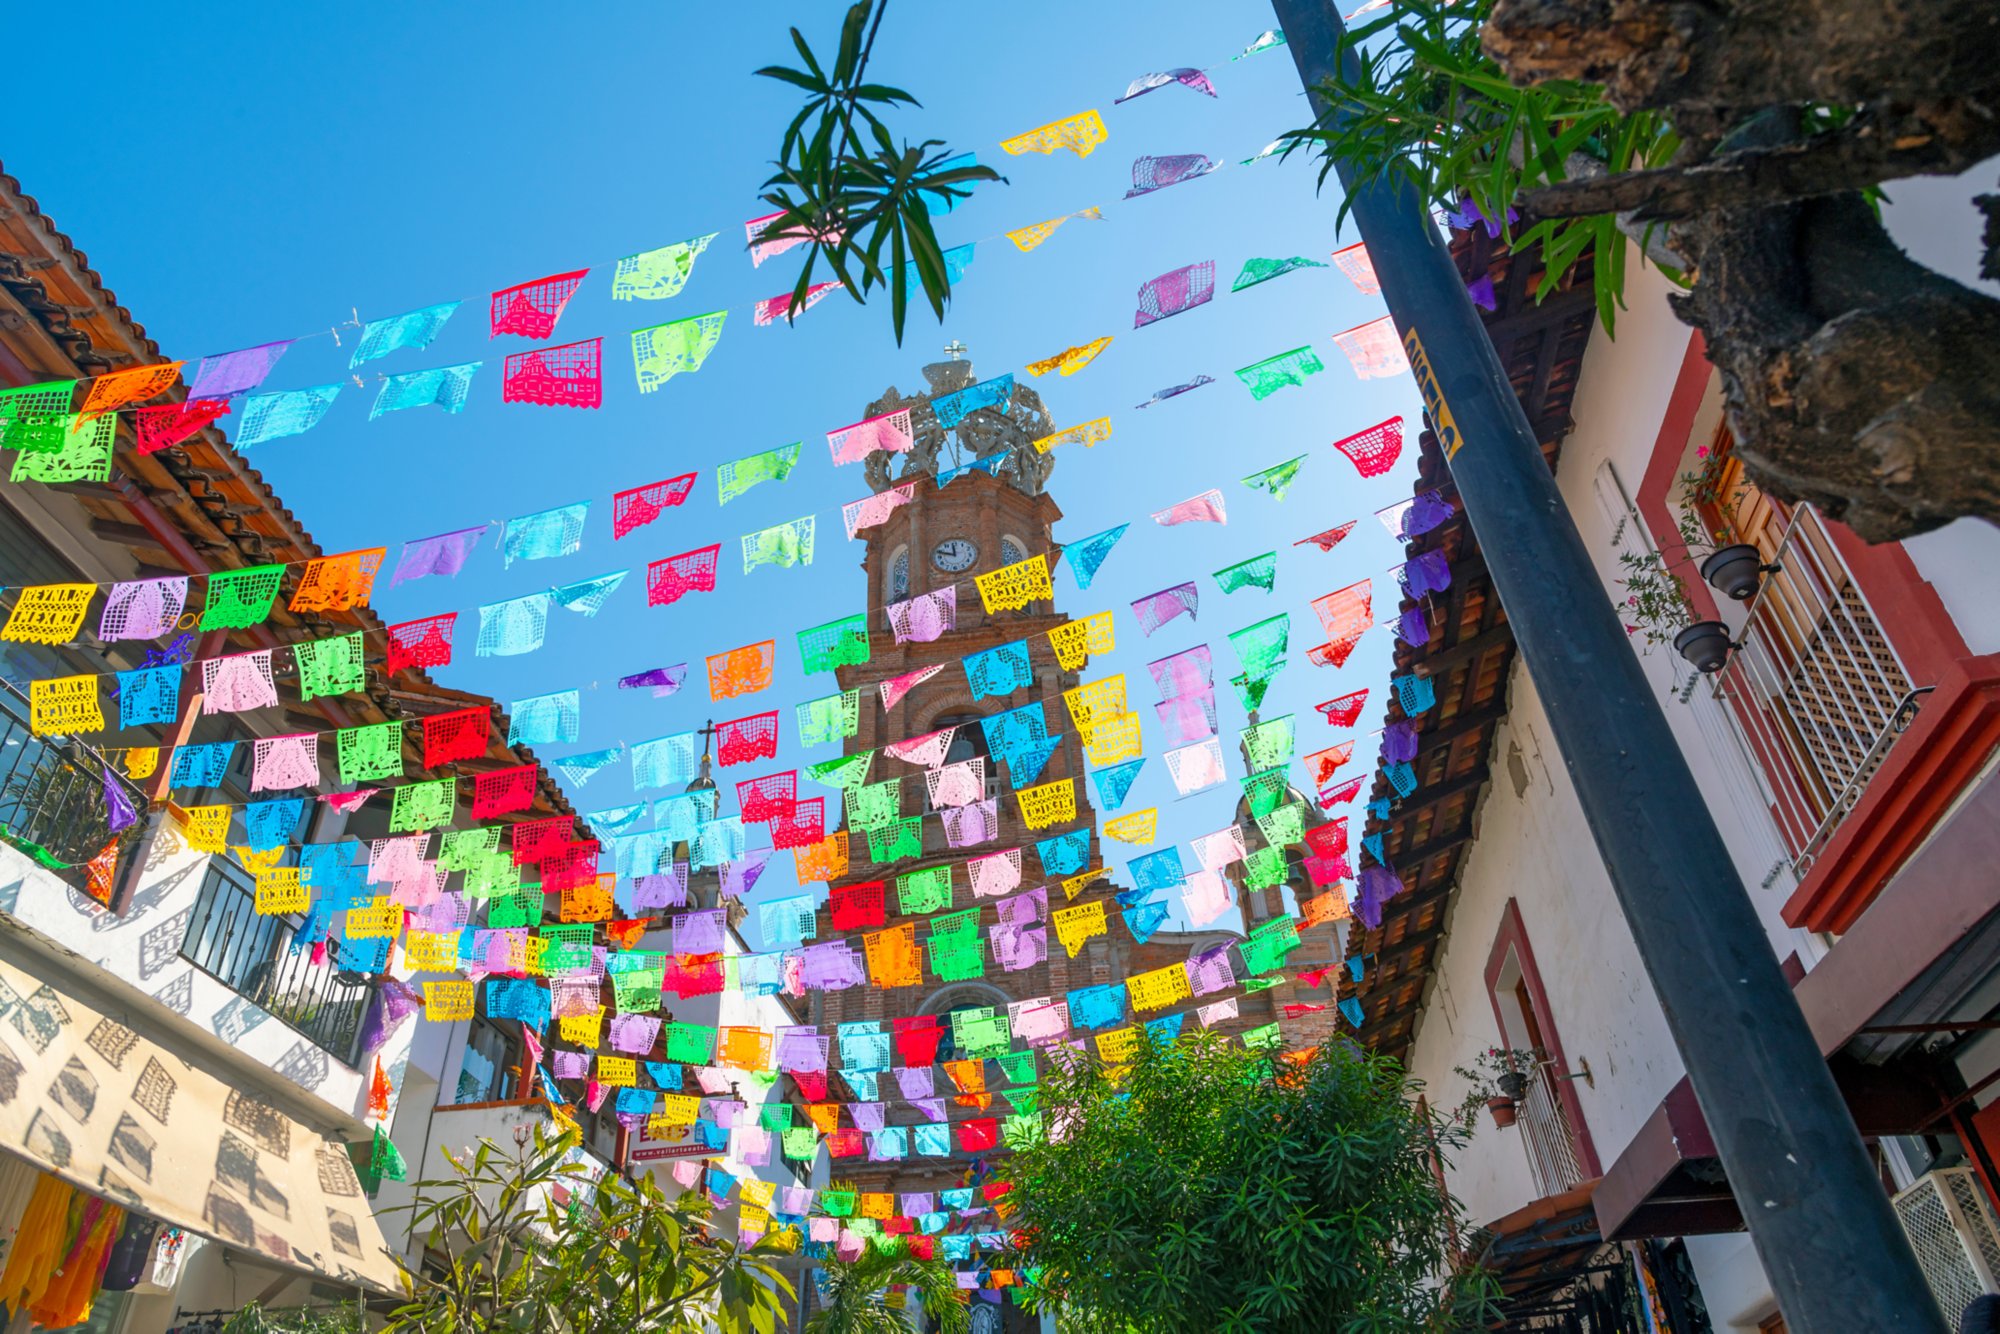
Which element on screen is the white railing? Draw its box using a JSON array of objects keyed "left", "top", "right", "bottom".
[
  {"left": 1519, "top": 1059, "right": 1586, "bottom": 1198},
  {"left": 1710, "top": 506, "right": 1921, "bottom": 873}
]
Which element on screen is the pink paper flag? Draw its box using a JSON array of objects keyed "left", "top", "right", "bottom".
[
  {"left": 753, "top": 281, "right": 839, "bottom": 326},
  {"left": 826, "top": 408, "right": 916, "bottom": 465},
  {"left": 1331, "top": 316, "right": 1410, "bottom": 380},
  {"left": 879, "top": 665, "right": 943, "bottom": 712},
  {"left": 1152, "top": 489, "right": 1227, "bottom": 526},
  {"left": 888, "top": 587, "right": 956, "bottom": 643}
]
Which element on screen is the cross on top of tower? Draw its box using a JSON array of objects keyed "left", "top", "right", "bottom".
[{"left": 942, "top": 340, "right": 967, "bottom": 360}]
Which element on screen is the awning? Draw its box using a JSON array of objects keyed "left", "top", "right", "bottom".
[
  {"left": 1467, "top": 1183, "right": 1621, "bottom": 1318},
  {"left": 1596, "top": 765, "right": 2000, "bottom": 1240},
  {"left": 0, "top": 951, "right": 404, "bottom": 1292}
]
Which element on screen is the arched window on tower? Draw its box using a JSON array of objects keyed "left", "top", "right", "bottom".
[
  {"left": 931, "top": 711, "right": 1000, "bottom": 805},
  {"left": 999, "top": 534, "right": 1026, "bottom": 567},
  {"left": 888, "top": 545, "right": 910, "bottom": 600}
]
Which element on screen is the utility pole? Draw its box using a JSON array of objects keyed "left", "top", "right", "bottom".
[{"left": 1269, "top": 2, "right": 1945, "bottom": 1328}]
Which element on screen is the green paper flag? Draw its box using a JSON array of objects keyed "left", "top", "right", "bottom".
[
  {"left": 632, "top": 311, "right": 727, "bottom": 394},
  {"left": 201, "top": 563, "right": 286, "bottom": 631},
  {"left": 295, "top": 632, "right": 366, "bottom": 700},
  {"left": 337, "top": 721, "right": 404, "bottom": 785},
  {"left": 391, "top": 778, "right": 456, "bottom": 832},
  {"left": 897, "top": 865, "right": 953, "bottom": 915},
  {"left": 1230, "top": 256, "right": 1326, "bottom": 292},
  {"left": 1230, "top": 664, "right": 1283, "bottom": 712},
  {"left": 438, "top": 826, "right": 502, "bottom": 872},
  {"left": 665, "top": 1022, "right": 717, "bottom": 1065},
  {"left": 11, "top": 414, "right": 114, "bottom": 484},
  {"left": 369, "top": 1124, "right": 408, "bottom": 1185},
  {"left": 1242, "top": 768, "right": 1290, "bottom": 820},
  {"left": 1241, "top": 454, "right": 1308, "bottom": 500},
  {"left": 797, "top": 690, "right": 862, "bottom": 747},
  {"left": 718, "top": 443, "right": 801, "bottom": 505},
  {"left": 845, "top": 780, "right": 902, "bottom": 832},
  {"left": 868, "top": 817, "right": 924, "bottom": 863},
  {"left": 1235, "top": 346, "right": 1325, "bottom": 401},
  {"left": 1213, "top": 551, "right": 1278, "bottom": 595},
  {"left": 1256, "top": 801, "right": 1306, "bottom": 850},
  {"left": 612, "top": 234, "right": 716, "bottom": 301},
  {"left": 806, "top": 750, "right": 874, "bottom": 791},
  {"left": 1228, "top": 614, "right": 1291, "bottom": 677},
  {"left": 784, "top": 1127, "right": 821, "bottom": 1161},
  {"left": 798, "top": 613, "right": 870, "bottom": 674},
  {"left": 1242, "top": 715, "right": 1297, "bottom": 771},
  {"left": 0, "top": 380, "right": 77, "bottom": 453},
  {"left": 1243, "top": 845, "right": 1288, "bottom": 891}
]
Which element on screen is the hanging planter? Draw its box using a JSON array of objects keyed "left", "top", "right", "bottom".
[
  {"left": 1700, "top": 543, "right": 1770, "bottom": 601},
  {"left": 1486, "top": 1096, "right": 1519, "bottom": 1128},
  {"left": 1674, "top": 620, "right": 1736, "bottom": 674},
  {"left": 1496, "top": 1070, "right": 1529, "bottom": 1101}
]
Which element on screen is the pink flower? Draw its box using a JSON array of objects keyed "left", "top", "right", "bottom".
[
  {"left": 1627, "top": 595, "right": 1639, "bottom": 607},
  {"left": 1696, "top": 445, "right": 1710, "bottom": 459}
]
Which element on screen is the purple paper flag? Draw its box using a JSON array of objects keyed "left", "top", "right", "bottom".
[
  {"left": 391, "top": 525, "right": 489, "bottom": 588},
  {"left": 1396, "top": 606, "right": 1431, "bottom": 647},
  {"left": 720, "top": 848, "right": 774, "bottom": 898},
  {"left": 1147, "top": 645, "right": 1212, "bottom": 699},
  {"left": 103, "top": 767, "right": 137, "bottom": 836},
  {"left": 619, "top": 665, "right": 689, "bottom": 698},
  {"left": 1135, "top": 374, "right": 1215, "bottom": 409},
  {"left": 1381, "top": 720, "right": 1420, "bottom": 765},
  {"left": 1357, "top": 866, "right": 1406, "bottom": 929},
  {"left": 1116, "top": 68, "right": 1218, "bottom": 102},
  {"left": 1125, "top": 154, "right": 1217, "bottom": 198},
  {"left": 1134, "top": 262, "right": 1216, "bottom": 328},
  {"left": 186, "top": 340, "right": 292, "bottom": 401},
  {"left": 1131, "top": 582, "right": 1199, "bottom": 636}
]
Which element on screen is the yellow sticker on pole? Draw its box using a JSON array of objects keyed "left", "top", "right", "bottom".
[{"left": 1403, "top": 327, "right": 1464, "bottom": 459}]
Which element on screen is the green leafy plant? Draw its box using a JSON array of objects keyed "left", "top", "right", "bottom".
[
  {"left": 1006, "top": 1031, "right": 1497, "bottom": 1333},
  {"left": 382, "top": 1118, "right": 794, "bottom": 1333},
  {"left": 221, "top": 1301, "right": 368, "bottom": 1334},
  {"left": 1615, "top": 456, "right": 1746, "bottom": 648},
  {"left": 755, "top": 1, "right": 1002, "bottom": 343},
  {"left": 804, "top": 1226, "right": 969, "bottom": 1334},
  {"left": 1280, "top": 0, "right": 1680, "bottom": 331},
  {"left": 1450, "top": 1046, "right": 1542, "bottom": 1127}
]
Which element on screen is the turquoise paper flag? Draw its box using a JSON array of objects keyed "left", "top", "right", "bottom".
[
  {"left": 1091, "top": 759, "right": 1144, "bottom": 811},
  {"left": 1063, "top": 523, "right": 1129, "bottom": 590}
]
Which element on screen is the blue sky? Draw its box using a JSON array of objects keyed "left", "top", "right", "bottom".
[{"left": 7, "top": 0, "right": 1422, "bottom": 943}]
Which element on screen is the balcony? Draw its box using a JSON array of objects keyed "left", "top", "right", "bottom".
[
  {"left": 1710, "top": 505, "right": 1926, "bottom": 876},
  {"left": 0, "top": 685, "right": 147, "bottom": 890},
  {"left": 179, "top": 858, "right": 370, "bottom": 1065},
  {"left": 1519, "top": 1056, "right": 1588, "bottom": 1199}
]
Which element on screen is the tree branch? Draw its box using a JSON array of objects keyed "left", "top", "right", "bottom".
[{"left": 1522, "top": 99, "right": 2000, "bottom": 220}]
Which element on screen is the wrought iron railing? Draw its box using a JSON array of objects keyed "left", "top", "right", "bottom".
[
  {"left": 0, "top": 681, "right": 147, "bottom": 888},
  {"left": 180, "top": 860, "right": 368, "bottom": 1066},
  {"left": 1519, "top": 1059, "right": 1587, "bottom": 1199},
  {"left": 1710, "top": 505, "right": 1921, "bottom": 874}
]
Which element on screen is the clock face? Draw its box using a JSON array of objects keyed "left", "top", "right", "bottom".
[{"left": 932, "top": 538, "right": 978, "bottom": 572}]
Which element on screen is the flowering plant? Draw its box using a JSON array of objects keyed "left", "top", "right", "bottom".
[
  {"left": 1613, "top": 456, "right": 1742, "bottom": 648},
  {"left": 1450, "top": 1046, "right": 1541, "bottom": 1126}
]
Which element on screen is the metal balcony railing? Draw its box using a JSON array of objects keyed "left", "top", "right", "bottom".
[
  {"left": 1519, "top": 1058, "right": 1587, "bottom": 1199},
  {"left": 1710, "top": 505, "right": 1923, "bottom": 875},
  {"left": 180, "top": 860, "right": 369, "bottom": 1066},
  {"left": 0, "top": 682, "right": 147, "bottom": 889}
]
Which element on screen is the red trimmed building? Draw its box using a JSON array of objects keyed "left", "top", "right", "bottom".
[{"left": 1338, "top": 184, "right": 2000, "bottom": 1328}]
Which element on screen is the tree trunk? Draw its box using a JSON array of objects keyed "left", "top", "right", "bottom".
[{"left": 1668, "top": 193, "right": 2000, "bottom": 540}]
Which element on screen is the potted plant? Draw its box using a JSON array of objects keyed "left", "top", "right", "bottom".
[
  {"left": 1453, "top": 1047, "right": 1542, "bottom": 1129},
  {"left": 1613, "top": 458, "right": 1755, "bottom": 673}
]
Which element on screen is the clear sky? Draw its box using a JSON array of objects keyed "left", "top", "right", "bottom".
[{"left": 5, "top": 0, "right": 1424, "bottom": 945}]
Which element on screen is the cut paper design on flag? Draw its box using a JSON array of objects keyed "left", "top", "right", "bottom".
[
  {"left": 1236, "top": 28, "right": 1288, "bottom": 58},
  {"left": 798, "top": 614, "right": 870, "bottom": 674},
  {"left": 1305, "top": 741, "right": 1354, "bottom": 787},
  {"left": 1296, "top": 520, "right": 1357, "bottom": 553},
  {"left": 1117, "top": 68, "right": 1217, "bottom": 102},
  {"left": 1016, "top": 779, "right": 1075, "bottom": 831},
  {"left": 370, "top": 361, "right": 481, "bottom": 418},
  {"left": 932, "top": 375, "right": 1013, "bottom": 430},
  {"left": 1231, "top": 256, "right": 1327, "bottom": 292},
  {"left": 900, "top": 243, "right": 976, "bottom": 294},
  {"left": 926, "top": 758, "right": 985, "bottom": 808},
  {"left": 251, "top": 735, "right": 318, "bottom": 791},
  {"left": 477, "top": 593, "right": 550, "bottom": 657},
  {"left": 116, "top": 665, "right": 181, "bottom": 728},
  {"left": 1046, "top": 610, "right": 1115, "bottom": 671},
  {"left": 504, "top": 692, "right": 574, "bottom": 748},
  {"left": 1330, "top": 242, "right": 1381, "bottom": 295},
  {"left": 1235, "top": 346, "right": 1325, "bottom": 400},
  {"left": 502, "top": 338, "right": 602, "bottom": 409},
  {"left": 889, "top": 727, "right": 956, "bottom": 768},
  {"left": 647, "top": 545, "right": 721, "bottom": 606},
  {"left": 79, "top": 362, "right": 181, "bottom": 423},
  {"left": 491, "top": 269, "right": 588, "bottom": 338},
  {"left": 1333, "top": 416, "right": 1405, "bottom": 478},
  {"left": 1001, "top": 108, "right": 1108, "bottom": 158},
  {"left": 975, "top": 554, "right": 1052, "bottom": 613},
  {"left": 965, "top": 641, "right": 1033, "bottom": 701},
  {"left": 1316, "top": 689, "right": 1369, "bottom": 727},
  {"left": 754, "top": 282, "right": 839, "bottom": 326},
  {"left": 1149, "top": 644, "right": 1212, "bottom": 698},
  {"left": 1165, "top": 737, "right": 1227, "bottom": 796},
  {"left": 1135, "top": 374, "right": 1215, "bottom": 409},
  {"left": 1229, "top": 615, "right": 1290, "bottom": 677},
  {"left": 1134, "top": 262, "right": 1215, "bottom": 328},
  {"left": 1062, "top": 524, "right": 1127, "bottom": 590},
  {"left": 842, "top": 481, "right": 917, "bottom": 540},
  {"left": 134, "top": 398, "right": 230, "bottom": 455},
  {"left": 386, "top": 613, "right": 455, "bottom": 674},
  {"left": 187, "top": 341, "right": 291, "bottom": 401},
  {"left": 941, "top": 800, "right": 999, "bottom": 849},
  {"left": 1025, "top": 337, "right": 1112, "bottom": 378},
  {"left": 1332, "top": 316, "right": 1411, "bottom": 380},
  {"left": 888, "top": 586, "right": 955, "bottom": 643},
  {"left": 1231, "top": 662, "right": 1283, "bottom": 711},
  {"left": 200, "top": 564, "right": 284, "bottom": 630},
  {"left": 1153, "top": 489, "right": 1226, "bottom": 526},
  {"left": 9, "top": 414, "right": 115, "bottom": 485},
  {"left": 1310, "top": 580, "right": 1372, "bottom": 668},
  {"left": 1005, "top": 207, "right": 1102, "bottom": 253},
  {"left": 1032, "top": 417, "right": 1113, "bottom": 455},
  {"left": 1052, "top": 902, "right": 1106, "bottom": 957},
  {"left": 291, "top": 548, "right": 386, "bottom": 613},
  {"left": 612, "top": 474, "right": 695, "bottom": 540},
  {"left": 236, "top": 383, "right": 341, "bottom": 447},
  {"left": 707, "top": 641, "right": 776, "bottom": 700},
  {"left": 352, "top": 301, "right": 460, "bottom": 366},
  {"left": 745, "top": 211, "right": 837, "bottom": 268},
  {"left": 1125, "top": 154, "right": 1216, "bottom": 198},
  {"left": 1397, "top": 550, "right": 1452, "bottom": 599},
  {"left": 620, "top": 664, "right": 688, "bottom": 697},
  {"left": 1155, "top": 689, "right": 1217, "bottom": 745},
  {"left": 1379, "top": 488, "right": 1456, "bottom": 540},
  {"left": 742, "top": 517, "right": 815, "bottom": 573},
  {"left": 202, "top": 650, "right": 278, "bottom": 714},
  {"left": 632, "top": 733, "right": 701, "bottom": 790},
  {"left": 935, "top": 453, "right": 1009, "bottom": 487},
  {"left": 503, "top": 502, "right": 589, "bottom": 566},
  {"left": 633, "top": 311, "right": 727, "bottom": 392},
  {"left": 613, "top": 234, "right": 715, "bottom": 301},
  {"left": 1214, "top": 552, "right": 1278, "bottom": 595},
  {"left": 1243, "top": 455, "right": 1308, "bottom": 501},
  {"left": 1131, "top": 582, "right": 1198, "bottom": 636},
  {"left": 716, "top": 712, "right": 780, "bottom": 767},
  {"left": 717, "top": 443, "right": 800, "bottom": 504},
  {"left": 3, "top": 584, "right": 94, "bottom": 646},
  {"left": 391, "top": 525, "right": 487, "bottom": 587},
  {"left": 30, "top": 676, "right": 102, "bottom": 735},
  {"left": 1398, "top": 607, "right": 1431, "bottom": 649},
  {"left": 1091, "top": 758, "right": 1143, "bottom": 811},
  {"left": 797, "top": 689, "right": 861, "bottom": 745},
  {"left": 1243, "top": 715, "right": 1297, "bottom": 771},
  {"left": 826, "top": 408, "right": 915, "bottom": 465},
  {"left": 555, "top": 746, "right": 624, "bottom": 787},
  {"left": 0, "top": 381, "right": 75, "bottom": 453},
  {"left": 1103, "top": 809, "right": 1156, "bottom": 845}
]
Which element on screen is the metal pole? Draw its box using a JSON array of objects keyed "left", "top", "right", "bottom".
[{"left": 1270, "top": 2, "right": 1945, "bottom": 1327}]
